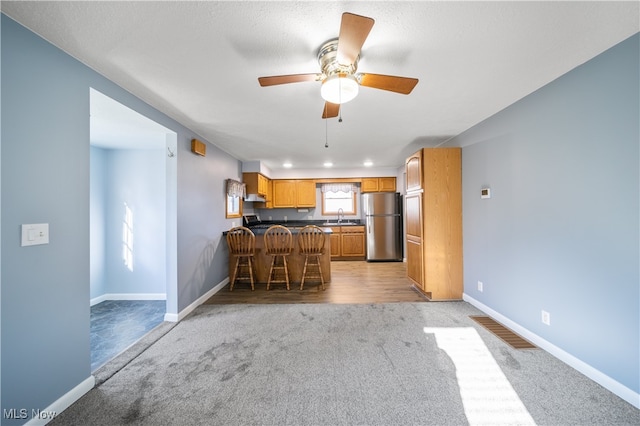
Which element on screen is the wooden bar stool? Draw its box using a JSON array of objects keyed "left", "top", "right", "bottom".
[
  {"left": 264, "top": 225, "right": 293, "bottom": 290},
  {"left": 226, "top": 226, "right": 256, "bottom": 291},
  {"left": 298, "top": 225, "right": 325, "bottom": 291}
]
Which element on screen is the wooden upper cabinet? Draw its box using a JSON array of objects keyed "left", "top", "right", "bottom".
[
  {"left": 361, "top": 178, "right": 379, "bottom": 193},
  {"left": 243, "top": 172, "right": 269, "bottom": 197},
  {"left": 405, "top": 151, "right": 423, "bottom": 193},
  {"left": 272, "top": 179, "right": 316, "bottom": 208},
  {"left": 272, "top": 180, "right": 296, "bottom": 208},
  {"left": 361, "top": 177, "right": 396, "bottom": 193},
  {"left": 257, "top": 174, "right": 269, "bottom": 196},
  {"left": 378, "top": 177, "right": 396, "bottom": 192},
  {"left": 296, "top": 180, "right": 317, "bottom": 207},
  {"left": 254, "top": 179, "right": 273, "bottom": 209}
]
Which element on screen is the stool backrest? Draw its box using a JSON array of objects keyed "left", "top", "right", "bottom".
[
  {"left": 264, "top": 225, "right": 293, "bottom": 255},
  {"left": 226, "top": 226, "right": 255, "bottom": 256},
  {"left": 298, "top": 225, "right": 325, "bottom": 254}
]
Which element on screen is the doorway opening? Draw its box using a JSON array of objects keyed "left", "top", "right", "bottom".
[{"left": 89, "top": 88, "right": 177, "bottom": 371}]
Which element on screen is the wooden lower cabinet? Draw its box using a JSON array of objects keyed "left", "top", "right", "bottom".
[
  {"left": 330, "top": 226, "right": 365, "bottom": 260},
  {"left": 330, "top": 231, "right": 341, "bottom": 257},
  {"left": 341, "top": 228, "right": 366, "bottom": 257},
  {"left": 406, "top": 238, "right": 423, "bottom": 289},
  {"left": 405, "top": 192, "right": 424, "bottom": 290}
]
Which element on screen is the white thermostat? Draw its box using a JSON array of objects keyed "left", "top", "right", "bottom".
[{"left": 480, "top": 188, "right": 491, "bottom": 199}]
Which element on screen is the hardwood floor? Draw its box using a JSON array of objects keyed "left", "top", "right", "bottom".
[{"left": 205, "top": 261, "right": 429, "bottom": 304}]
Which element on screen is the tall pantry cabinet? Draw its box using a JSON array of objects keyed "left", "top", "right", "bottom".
[{"left": 405, "top": 148, "right": 463, "bottom": 300}]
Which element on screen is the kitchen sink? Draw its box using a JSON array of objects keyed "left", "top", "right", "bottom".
[{"left": 322, "top": 222, "right": 359, "bottom": 226}]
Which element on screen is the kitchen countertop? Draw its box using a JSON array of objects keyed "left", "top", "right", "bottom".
[{"left": 223, "top": 221, "right": 362, "bottom": 235}]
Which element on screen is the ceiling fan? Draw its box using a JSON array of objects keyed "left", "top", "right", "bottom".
[{"left": 258, "top": 12, "right": 419, "bottom": 119}]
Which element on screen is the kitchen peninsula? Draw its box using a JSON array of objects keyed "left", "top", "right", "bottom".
[{"left": 226, "top": 221, "right": 333, "bottom": 286}]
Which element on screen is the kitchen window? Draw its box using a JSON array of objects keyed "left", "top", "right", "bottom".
[
  {"left": 321, "top": 183, "right": 357, "bottom": 215},
  {"left": 226, "top": 179, "right": 244, "bottom": 219}
]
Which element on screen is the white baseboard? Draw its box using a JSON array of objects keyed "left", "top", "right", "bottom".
[
  {"left": 37, "top": 280, "right": 226, "bottom": 423},
  {"left": 164, "top": 277, "right": 229, "bottom": 323},
  {"left": 24, "top": 376, "right": 95, "bottom": 425},
  {"left": 90, "top": 293, "right": 167, "bottom": 306},
  {"left": 463, "top": 293, "right": 640, "bottom": 409}
]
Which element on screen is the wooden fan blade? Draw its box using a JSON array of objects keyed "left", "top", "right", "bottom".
[
  {"left": 258, "top": 73, "right": 320, "bottom": 87},
  {"left": 336, "top": 12, "right": 374, "bottom": 66},
  {"left": 322, "top": 102, "right": 340, "bottom": 119},
  {"left": 359, "top": 73, "right": 419, "bottom": 94}
]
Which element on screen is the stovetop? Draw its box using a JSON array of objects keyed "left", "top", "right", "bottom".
[
  {"left": 242, "top": 214, "right": 261, "bottom": 227},
  {"left": 248, "top": 223, "right": 272, "bottom": 229}
]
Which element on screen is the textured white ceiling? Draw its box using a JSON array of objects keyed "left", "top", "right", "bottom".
[{"left": 2, "top": 1, "right": 638, "bottom": 171}]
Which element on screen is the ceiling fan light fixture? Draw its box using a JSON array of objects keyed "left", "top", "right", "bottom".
[{"left": 321, "top": 74, "right": 359, "bottom": 104}]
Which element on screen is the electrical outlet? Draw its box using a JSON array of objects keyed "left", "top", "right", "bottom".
[
  {"left": 541, "top": 310, "right": 551, "bottom": 325},
  {"left": 21, "top": 223, "right": 49, "bottom": 247},
  {"left": 477, "top": 281, "right": 483, "bottom": 292},
  {"left": 284, "top": 216, "right": 287, "bottom": 222}
]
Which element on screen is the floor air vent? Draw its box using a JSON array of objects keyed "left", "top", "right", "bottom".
[{"left": 470, "top": 316, "right": 537, "bottom": 349}]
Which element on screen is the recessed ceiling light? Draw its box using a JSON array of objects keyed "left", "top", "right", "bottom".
[
  {"left": 364, "top": 161, "right": 373, "bottom": 167},
  {"left": 283, "top": 162, "right": 292, "bottom": 168},
  {"left": 323, "top": 162, "right": 333, "bottom": 167}
]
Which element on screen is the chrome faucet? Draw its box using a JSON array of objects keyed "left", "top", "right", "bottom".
[{"left": 337, "top": 208, "right": 344, "bottom": 224}]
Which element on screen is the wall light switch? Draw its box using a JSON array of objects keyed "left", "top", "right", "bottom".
[{"left": 21, "top": 223, "right": 49, "bottom": 246}]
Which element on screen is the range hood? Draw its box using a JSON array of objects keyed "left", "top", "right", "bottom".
[{"left": 244, "top": 194, "right": 266, "bottom": 202}]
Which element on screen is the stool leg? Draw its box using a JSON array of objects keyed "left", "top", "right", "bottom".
[
  {"left": 230, "top": 257, "right": 240, "bottom": 291},
  {"left": 283, "top": 256, "right": 290, "bottom": 291},
  {"left": 247, "top": 256, "right": 255, "bottom": 291},
  {"left": 316, "top": 256, "right": 325, "bottom": 290},
  {"left": 300, "top": 256, "right": 309, "bottom": 290},
  {"left": 267, "top": 256, "right": 275, "bottom": 291}
]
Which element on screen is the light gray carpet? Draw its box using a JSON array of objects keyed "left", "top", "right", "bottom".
[{"left": 52, "top": 302, "right": 639, "bottom": 425}]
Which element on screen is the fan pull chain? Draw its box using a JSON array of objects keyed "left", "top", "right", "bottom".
[
  {"left": 338, "top": 77, "right": 344, "bottom": 123},
  {"left": 325, "top": 114, "right": 329, "bottom": 148}
]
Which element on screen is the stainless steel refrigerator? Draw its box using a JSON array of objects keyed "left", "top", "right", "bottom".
[{"left": 362, "top": 192, "right": 403, "bottom": 261}]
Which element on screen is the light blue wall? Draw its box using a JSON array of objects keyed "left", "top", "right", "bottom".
[
  {"left": 91, "top": 146, "right": 167, "bottom": 299},
  {"left": 1, "top": 14, "right": 241, "bottom": 422},
  {"left": 446, "top": 34, "right": 639, "bottom": 393},
  {"left": 90, "top": 146, "right": 107, "bottom": 299},
  {"left": 104, "top": 148, "right": 166, "bottom": 296}
]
